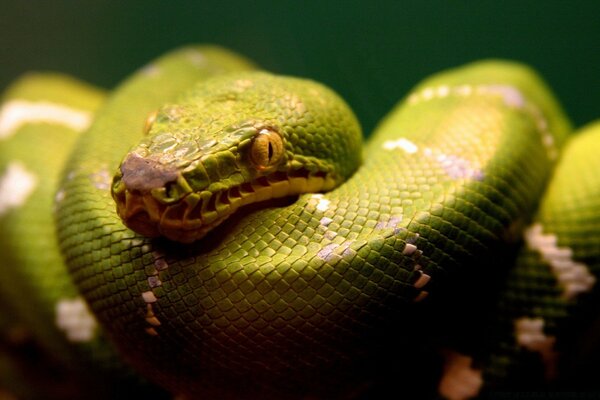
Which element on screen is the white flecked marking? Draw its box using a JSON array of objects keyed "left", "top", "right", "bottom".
[
  {"left": 141, "top": 252, "right": 168, "bottom": 334},
  {"left": 324, "top": 230, "right": 337, "bottom": 240},
  {"left": 438, "top": 350, "right": 483, "bottom": 400},
  {"left": 410, "top": 84, "right": 526, "bottom": 109},
  {"left": 145, "top": 304, "right": 161, "bottom": 327},
  {"left": 382, "top": 137, "right": 419, "bottom": 153},
  {"left": 403, "top": 243, "right": 417, "bottom": 255},
  {"left": 456, "top": 85, "right": 473, "bottom": 97},
  {"left": 0, "top": 162, "right": 37, "bottom": 216},
  {"left": 375, "top": 215, "right": 403, "bottom": 230},
  {"left": 436, "top": 85, "right": 450, "bottom": 97},
  {"left": 55, "top": 297, "right": 98, "bottom": 342},
  {"left": 514, "top": 317, "right": 558, "bottom": 378},
  {"left": 436, "top": 153, "right": 484, "bottom": 180},
  {"left": 407, "top": 84, "right": 556, "bottom": 160},
  {"left": 317, "top": 240, "right": 354, "bottom": 262},
  {"left": 142, "top": 291, "right": 157, "bottom": 303},
  {"left": 54, "top": 188, "right": 65, "bottom": 203},
  {"left": 381, "top": 137, "right": 483, "bottom": 180},
  {"left": 525, "top": 223, "right": 596, "bottom": 299},
  {"left": 317, "top": 243, "right": 339, "bottom": 262},
  {"left": 424, "top": 148, "right": 484, "bottom": 181},
  {"left": 148, "top": 276, "right": 162, "bottom": 288},
  {"left": 477, "top": 84, "right": 525, "bottom": 108},
  {"left": 154, "top": 258, "right": 169, "bottom": 271},
  {"left": 413, "top": 271, "right": 431, "bottom": 289},
  {"left": 310, "top": 194, "right": 331, "bottom": 212},
  {"left": 0, "top": 100, "right": 92, "bottom": 139},
  {"left": 320, "top": 217, "right": 333, "bottom": 227},
  {"left": 515, "top": 317, "right": 551, "bottom": 350}
]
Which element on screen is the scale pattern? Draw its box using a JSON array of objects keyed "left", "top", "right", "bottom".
[
  {"left": 0, "top": 74, "right": 171, "bottom": 398},
  {"left": 52, "top": 48, "right": 572, "bottom": 399},
  {"left": 479, "top": 122, "right": 600, "bottom": 393}
]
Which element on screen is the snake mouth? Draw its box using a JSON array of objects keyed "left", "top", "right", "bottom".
[{"left": 113, "top": 167, "right": 336, "bottom": 243}]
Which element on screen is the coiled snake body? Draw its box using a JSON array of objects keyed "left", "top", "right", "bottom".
[{"left": 1, "top": 46, "right": 599, "bottom": 399}]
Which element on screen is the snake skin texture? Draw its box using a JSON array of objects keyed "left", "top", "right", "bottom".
[
  {"left": 0, "top": 73, "right": 170, "bottom": 399},
  {"left": 4, "top": 45, "right": 600, "bottom": 399},
  {"left": 478, "top": 121, "right": 600, "bottom": 393}
]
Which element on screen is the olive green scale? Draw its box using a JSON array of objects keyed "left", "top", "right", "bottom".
[
  {"left": 0, "top": 74, "right": 168, "bottom": 399},
  {"left": 479, "top": 121, "right": 600, "bottom": 392},
  {"left": 52, "top": 47, "right": 571, "bottom": 399}
]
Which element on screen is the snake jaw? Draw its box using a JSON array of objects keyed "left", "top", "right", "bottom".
[{"left": 112, "top": 156, "right": 338, "bottom": 243}]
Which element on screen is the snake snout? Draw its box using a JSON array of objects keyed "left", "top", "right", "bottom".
[
  {"left": 112, "top": 153, "right": 191, "bottom": 240},
  {"left": 119, "top": 153, "right": 179, "bottom": 192}
]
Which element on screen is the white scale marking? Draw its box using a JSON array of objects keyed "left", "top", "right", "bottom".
[
  {"left": 382, "top": 138, "right": 418, "bottom": 153},
  {"left": 413, "top": 270, "right": 431, "bottom": 289},
  {"left": 54, "top": 188, "right": 65, "bottom": 203},
  {"left": 319, "top": 217, "right": 333, "bottom": 227},
  {"left": 525, "top": 223, "right": 596, "bottom": 299},
  {"left": 316, "top": 240, "right": 354, "bottom": 262},
  {"left": 142, "top": 290, "right": 157, "bottom": 303},
  {"left": 438, "top": 350, "right": 483, "bottom": 400},
  {"left": 141, "top": 253, "right": 170, "bottom": 335},
  {"left": 55, "top": 297, "right": 98, "bottom": 342},
  {"left": 0, "top": 100, "right": 92, "bottom": 139},
  {"left": 401, "top": 240, "right": 431, "bottom": 300},
  {"left": 514, "top": 317, "right": 558, "bottom": 379},
  {"left": 0, "top": 162, "right": 37, "bottom": 216},
  {"left": 324, "top": 230, "right": 337, "bottom": 240},
  {"left": 403, "top": 243, "right": 417, "bottom": 255},
  {"left": 424, "top": 148, "right": 484, "bottom": 181},
  {"left": 515, "top": 317, "right": 553, "bottom": 350},
  {"left": 382, "top": 138, "right": 484, "bottom": 181},
  {"left": 375, "top": 215, "right": 403, "bottom": 230},
  {"left": 310, "top": 194, "right": 331, "bottom": 212},
  {"left": 405, "top": 83, "right": 556, "bottom": 160}
]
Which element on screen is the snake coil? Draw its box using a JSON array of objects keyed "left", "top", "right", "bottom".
[{"left": 1, "top": 46, "right": 599, "bottom": 399}]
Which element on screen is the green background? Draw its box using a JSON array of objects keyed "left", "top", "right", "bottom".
[{"left": 1, "top": 0, "right": 599, "bottom": 135}]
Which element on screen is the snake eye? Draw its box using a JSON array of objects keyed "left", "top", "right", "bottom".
[
  {"left": 249, "top": 129, "right": 284, "bottom": 170},
  {"left": 143, "top": 110, "right": 158, "bottom": 135}
]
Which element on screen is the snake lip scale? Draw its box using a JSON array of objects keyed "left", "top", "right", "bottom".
[{"left": 112, "top": 161, "right": 337, "bottom": 243}]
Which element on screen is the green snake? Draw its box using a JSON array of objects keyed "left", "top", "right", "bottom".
[{"left": 1, "top": 45, "right": 599, "bottom": 399}]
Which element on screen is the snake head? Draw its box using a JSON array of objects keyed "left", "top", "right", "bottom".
[{"left": 111, "top": 72, "right": 362, "bottom": 243}]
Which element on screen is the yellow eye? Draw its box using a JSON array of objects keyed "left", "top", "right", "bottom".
[
  {"left": 143, "top": 110, "right": 158, "bottom": 135},
  {"left": 249, "top": 129, "right": 284, "bottom": 170}
]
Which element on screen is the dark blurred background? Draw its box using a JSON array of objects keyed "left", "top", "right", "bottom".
[{"left": 1, "top": 0, "right": 599, "bottom": 135}]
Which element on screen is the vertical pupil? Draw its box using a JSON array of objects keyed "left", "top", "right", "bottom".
[{"left": 267, "top": 141, "right": 273, "bottom": 161}]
